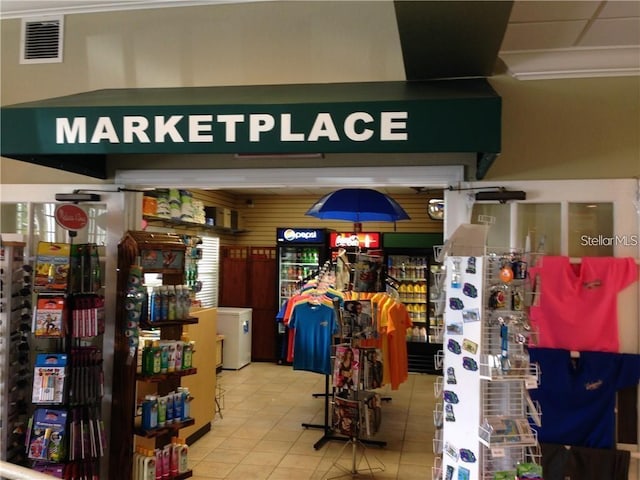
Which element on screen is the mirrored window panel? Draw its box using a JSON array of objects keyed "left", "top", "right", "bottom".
[
  {"left": 1, "top": 202, "right": 29, "bottom": 234},
  {"left": 517, "top": 203, "right": 561, "bottom": 256},
  {"left": 1, "top": 203, "right": 107, "bottom": 258},
  {"left": 470, "top": 203, "right": 510, "bottom": 249},
  {"left": 568, "top": 202, "right": 614, "bottom": 257}
]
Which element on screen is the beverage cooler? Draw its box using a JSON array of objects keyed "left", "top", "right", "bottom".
[
  {"left": 383, "top": 232, "right": 444, "bottom": 374},
  {"left": 275, "top": 227, "right": 331, "bottom": 364},
  {"left": 275, "top": 227, "right": 331, "bottom": 306}
]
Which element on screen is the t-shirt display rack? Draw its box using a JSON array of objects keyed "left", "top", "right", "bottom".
[{"left": 284, "top": 263, "right": 388, "bottom": 454}]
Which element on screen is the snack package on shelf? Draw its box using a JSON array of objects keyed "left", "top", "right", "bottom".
[
  {"left": 32, "top": 353, "right": 68, "bottom": 404},
  {"left": 28, "top": 408, "right": 68, "bottom": 462},
  {"left": 70, "top": 294, "right": 105, "bottom": 338},
  {"left": 34, "top": 242, "right": 71, "bottom": 291},
  {"left": 34, "top": 295, "right": 66, "bottom": 338}
]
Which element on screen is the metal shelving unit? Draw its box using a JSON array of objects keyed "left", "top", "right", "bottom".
[
  {"left": 437, "top": 240, "right": 541, "bottom": 480},
  {"left": 476, "top": 255, "right": 540, "bottom": 480},
  {"left": 0, "top": 239, "right": 31, "bottom": 467}
]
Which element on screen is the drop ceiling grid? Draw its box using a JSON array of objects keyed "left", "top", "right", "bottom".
[{"left": 502, "top": 0, "right": 639, "bottom": 51}]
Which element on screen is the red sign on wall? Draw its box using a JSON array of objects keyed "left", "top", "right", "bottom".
[
  {"left": 330, "top": 232, "right": 380, "bottom": 249},
  {"left": 55, "top": 204, "right": 88, "bottom": 231}
]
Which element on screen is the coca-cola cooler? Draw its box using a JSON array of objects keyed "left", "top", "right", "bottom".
[{"left": 383, "top": 232, "right": 444, "bottom": 374}]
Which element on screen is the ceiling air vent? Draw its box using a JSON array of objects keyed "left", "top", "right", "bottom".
[{"left": 20, "top": 16, "right": 64, "bottom": 64}]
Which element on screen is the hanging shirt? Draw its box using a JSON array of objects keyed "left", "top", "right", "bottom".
[
  {"left": 275, "top": 299, "right": 288, "bottom": 323},
  {"left": 284, "top": 291, "right": 336, "bottom": 362},
  {"left": 387, "top": 301, "right": 411, "bottom": 390},
  {"left": 335, "top": 250, "right": 351, "bottom": 292},
  {"left": 529, "top": 256, "right": 638, "bottom": 352},
  {"left": 288, "top": 302, "right": 338, "bottom": 375},
  {"left": 541, "top": 443, "right": 630, "bottom": 480},
  {"left": 529, "top": 348, "right": 640, "bottom": 448}
]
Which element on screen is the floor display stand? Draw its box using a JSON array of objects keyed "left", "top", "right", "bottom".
[
  {"left": 0, "top": 240, "right": 31, "bottom": 468},
  {"left": 435, "top": 225, "right": 541, "bottom": 480},
  {"left": 325, "top": 434, "right": 384, "bottom": 480},
  {"left": 322, "top": 345, "right": 386, "bottom": 479},
  {"left": 110, "top": 232, "right": 199, "bottom": 480},
  {"left": 302, "top": 374, "right": 346, "bottom": 450},
  {"left": 28, "top": 240, "right": 105, "bottom": 478}
]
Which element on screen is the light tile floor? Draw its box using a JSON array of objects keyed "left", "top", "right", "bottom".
[{"left": 188, "top": 362, "right": 438, "bottom": 480}]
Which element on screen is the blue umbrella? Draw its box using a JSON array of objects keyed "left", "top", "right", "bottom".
[{"left": 305, "top": 188, "right": 410, "bottom": 223}]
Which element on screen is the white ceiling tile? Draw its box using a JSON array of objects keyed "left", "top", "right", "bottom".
[
  {"left": 502, "top": 20, "right": 588, "bottom": 50},
  {"left": 579, "top": 17, "right": 640, "bottom": 46},
  {"left": 598, "top": 1, "right": 640, "bottom": 19},
  {"left": 508, "top": 1, "right": 599, "bottom": 23}
]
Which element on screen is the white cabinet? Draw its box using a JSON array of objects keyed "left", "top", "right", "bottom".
[{"left": 217, "top": 307, "right": 252, "bottom": 370}]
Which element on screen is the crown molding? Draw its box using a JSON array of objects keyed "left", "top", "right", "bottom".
[
  {"left": 500, "top": 46, "right": 640, "bottom": 81},
  {"left": 0, "top": 0, "right": 264, "bottom": 20}
]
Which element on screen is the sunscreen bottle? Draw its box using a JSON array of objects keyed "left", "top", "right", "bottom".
[
  {"left": 170, "top": 438, "right": 179, "bottom": 477},
  {"left": 142, "top": 449, "right": 156, "bottom": 480},
  {"left": 177, "top": 438, "right": 189, "bottom": 473}
]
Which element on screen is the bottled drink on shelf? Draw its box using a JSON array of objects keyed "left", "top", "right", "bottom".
[
  {"left": 407, "top": 283, "right": 415, "bottom": 302},
  {"left": 420, "top": 303, "right": 427, "bottom": 322},
  {"left": 159, "top": 286, "right": 168, "bottom": 321},
  {"left": 167, "top": 285, "right": 177, "bottom": 321},
  {"left": 398, "top": 283, "right": 408, "bottom": 302}
]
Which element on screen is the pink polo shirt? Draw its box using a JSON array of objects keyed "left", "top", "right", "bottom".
[{"left": 529, "top": 256, "right": 638, "bottom": 352}]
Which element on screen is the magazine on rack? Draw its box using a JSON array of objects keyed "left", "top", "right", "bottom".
[
  {"left": 332, "top": 396, "right": 360, "bottom": 437},
  {"left": 333, "top": 345, "right": 360, "bottom": 393},
  {"left": 362, "top": 393, "right": 382, "bottom": 438},
  {"left": 352, "top": 254, "right": 384, "bottom": 292},
  {"left": 480, "top": 416, "right": 534, "bottom": 444},
  {"left": 343, "top": 300, "right": 376, "bottom": 341},
  {"left": 362, "top": 347, "right": 384, "bottom": 390}
]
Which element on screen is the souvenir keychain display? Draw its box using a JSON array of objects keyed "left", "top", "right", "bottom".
[
  {"left": 499, "top": 320, "right": 510, "bottom": 374},
  {"left": 439, "top": 246, "right": 540, "bottom": 480}
]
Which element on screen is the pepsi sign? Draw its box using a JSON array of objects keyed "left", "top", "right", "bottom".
[{"left": 277, "top": 228, "right": 326, "bottom": 244}]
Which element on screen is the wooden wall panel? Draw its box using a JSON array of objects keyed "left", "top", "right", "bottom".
[
  {"left": 231, "top": 193, "right": 445, "bottom": 246},
  {"left": 184, "top": 189, "right": 444, "bottom": 247},
  {"left": 191, "top": 189, "right": 238, "bottom": 210},
  {"left": 218, "top": 246, "right": 249, "bottom": 307}
]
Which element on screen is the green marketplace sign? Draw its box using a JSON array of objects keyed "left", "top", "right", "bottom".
[
  {"left": 1, "top": 80, "right": 501, "bottom": 177},
  {"left": 53, "top": 109, "right": 411, "bottom": 152}
]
